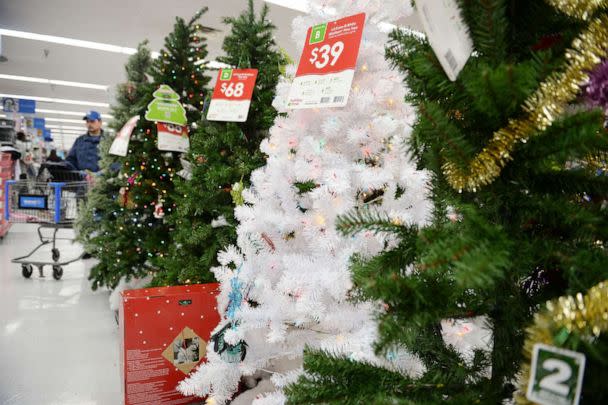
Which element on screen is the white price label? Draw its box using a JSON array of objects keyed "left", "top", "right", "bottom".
[
  {"left": 415, "top": 0, "right": 473, "bottom": 81},
  {"left": 157, "top": 122, "right": 189, "bottom": 153},
  {"left": 109, "top": 115, "right": 139, "bottom": 157}
]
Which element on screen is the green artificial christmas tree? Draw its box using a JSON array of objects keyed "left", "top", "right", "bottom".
[
  {"left": 88, "top": 9, "right": 211, "bottom": 290},
  {"left": 287, "top": 1, "right": 608, "bottom": 404},
  {"left": 76, "top": 42, "right": 153, "bottom": 256},
  {"left": 154, "top": 0, "right": 287, "bottom": 286}
]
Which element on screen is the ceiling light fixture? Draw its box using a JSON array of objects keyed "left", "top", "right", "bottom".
[
  {"left": 0, "top": 73, "right": 108, "bottom": 90},
  {"left": 264, "top": 0, "right": 310, "bottom": 12},
  {"left": 2, "top": 106, "right": 112, "bottom": 119},
  {"left": 44, "top": 117, "right": 108, "bottom": 125},
  {"left": 48, "top": 132, "right": 82, "bottom": 137},
  {"left": 0, "top": 28, "right": 160, "bottom": 58},
  {"left": 0, "top": 93, "right": 109, "bottom": 108},
  {"left": 0, "top": 34, "right": 7, "bottom": 62},
  {"left": 378, "top": 23, "right": 426, "bottom": 39},
  {"left": 35, "top": 108, "right": 113, "bottom": 119},
  {"left": 46, "top": 124, "right": 87, "bottom": 131},
  {"left": 193, "top": 59, "right": 232, "bottom": 69},
  {"left": 48, "top": 130, "right": 83, "bottom": 135}
]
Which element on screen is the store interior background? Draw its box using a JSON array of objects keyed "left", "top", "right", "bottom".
[
  {"left": 0, "top": 0, "right": 421, "bottom": 151},
  {"left": 0, "top": 1, "right": 422, "bottom": 404}
]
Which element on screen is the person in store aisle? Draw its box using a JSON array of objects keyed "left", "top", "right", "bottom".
[
  {"left": 65, "top": 110, "right": 105, "bottom": 172},
  {"left": 15, "top": 131, "right": 36, "bottom": 179},
  {"left": 46, "top": 149, "right": 63, "bottom": 162}
]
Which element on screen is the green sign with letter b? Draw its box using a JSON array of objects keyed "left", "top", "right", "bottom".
[
  {"left": 220, "top": 69, "right": 233, "bottom": 81},
  {"left": 309, "top": 23, "right": 327, "bottom": 44}
]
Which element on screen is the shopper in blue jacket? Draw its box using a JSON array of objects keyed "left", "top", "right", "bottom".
[{"left": 65, "top": 111, "right": 105, "bottom": 172}]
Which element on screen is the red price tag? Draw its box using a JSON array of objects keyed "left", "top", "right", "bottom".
[
  {"left": 288, "top": 13, "right": 366, "bottom": 109},
  {"left": 211, "top": 69, "right": 258, "bottom": 101},
  {"left": 157, "top": 122, "right": 189, "bottom": 152},
  {"left": 208, "top": 69, "right": 258, "bottom": 122},
  {"left": 296, "top": 13, "right": 365, "bottom": 77}
]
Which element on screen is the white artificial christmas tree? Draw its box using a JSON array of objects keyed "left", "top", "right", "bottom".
[{"left": 179, "top": 1, "right": 432, "bottom": 403}]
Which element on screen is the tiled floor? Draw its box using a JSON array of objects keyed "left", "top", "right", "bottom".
[{"left": 0, "top": 224, "right": 121, "bottom": 405}]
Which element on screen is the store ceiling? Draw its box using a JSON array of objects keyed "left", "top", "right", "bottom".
[{"left": 0, "top": 0, "right": 420, "bottom": 149}]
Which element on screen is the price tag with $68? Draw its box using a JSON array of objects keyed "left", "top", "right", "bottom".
[
  {"left": 220, "top": 81, "right": 245, "bottom": 98},
  {"left": 287, "top": 12, "right": 366, "bottom": 109},
  {"left": 207, "top": 68, "right": 258, "bottom": 122}
]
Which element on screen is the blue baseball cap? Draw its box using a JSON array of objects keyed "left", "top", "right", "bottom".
[{"left": 83, "top": 110, "right": 102, "bottom": 121}]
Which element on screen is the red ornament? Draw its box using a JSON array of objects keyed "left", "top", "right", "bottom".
[
  {"left": 261, "top": 233, "right": 275, "bottom": 252},
  {"left": 531, "top": 34, "right": 562, "bottom": 51},
  {"left": 125, "top": 82, "right": 136, "bottom": 101}
]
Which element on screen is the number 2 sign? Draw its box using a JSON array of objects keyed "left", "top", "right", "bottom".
[
  {"left": 287, "top": 13, "right": 366, "bottom": 109},
  {"left": 527, "top": 344, "right": 586, "bottom": 405},
  {"left": 207, "top": 68, "right": 258, "bottom": 122}
]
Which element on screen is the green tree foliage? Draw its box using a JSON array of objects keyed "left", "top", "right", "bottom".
[
  {"left": 75, "top": 42, "right": 153, "bottom": 256},
  {"left": 87, "top": 9, "right": 211, "bottom": 290},
  {"left": 287, "top": 1, "right": 608, "bottom": 403},
  {"left": 154, "top": 0, "right": 287, "bottom": 285}
]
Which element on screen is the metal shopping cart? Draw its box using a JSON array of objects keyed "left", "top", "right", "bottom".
[{"left": 4, "top": 163, "right": 89, "bottom": 280}]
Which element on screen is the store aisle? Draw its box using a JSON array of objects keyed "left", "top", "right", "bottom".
[{"left": 0, "top": 224, "right": 121, "bottom": 405}]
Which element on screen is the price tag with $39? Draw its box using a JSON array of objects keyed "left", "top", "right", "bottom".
[{"left": 288, "top": 12, "right": 366, "bottom": 109}]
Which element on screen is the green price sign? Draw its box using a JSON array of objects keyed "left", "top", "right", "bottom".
[
  {"left": 220, "top": 69, "right": 233, "bottom": 81},
  {"left": 526, "top": 343, "right": 586, "bottom": 405},
  {"left": 144, "top": 84, "right": 187, "bottom": 126},
  {"left": 309, "top": 22, "right": 327, "bottom": 44}
]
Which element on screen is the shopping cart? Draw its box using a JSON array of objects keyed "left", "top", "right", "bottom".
[{"left": 4, "top": 164, "right": 89, "bottom": 280}]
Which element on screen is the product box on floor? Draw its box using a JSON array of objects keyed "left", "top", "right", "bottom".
[{"left": 120, "top": 283, "right": 220, "bottom": 405}]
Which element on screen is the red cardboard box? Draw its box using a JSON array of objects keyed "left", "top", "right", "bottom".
[{"left": 120, "top": 284, "right": 221, "bottom": 405}]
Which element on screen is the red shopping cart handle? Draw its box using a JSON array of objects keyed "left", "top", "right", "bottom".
[{"left": 12, "top": 212, "right": 46, "bottom": 223}]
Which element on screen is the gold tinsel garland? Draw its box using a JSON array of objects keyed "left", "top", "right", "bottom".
[
  {"left": 586, "top": 152, "right": 608, "bottom": 173},
  {"left": 442, "top": 8, "right": 608, "bottom": 192},
  {"left": 514, "top": 281, "right": 608, "bottom": 404},
  {"left": 545, "top": 0, "right": 606, "bottom": 20}
]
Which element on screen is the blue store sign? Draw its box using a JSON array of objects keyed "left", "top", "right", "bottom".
[
  {"left": 33, "top": 118, "right": 45, "bottom": 129},
  {"left": 1, "top": 97, "right": 36, "bottom": 114},
  {"left": 43, "top": 128, "right": 53, "bottom": 141},
  {"left": 18, "top": 99, "right": 36, "bottom": 113}
]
